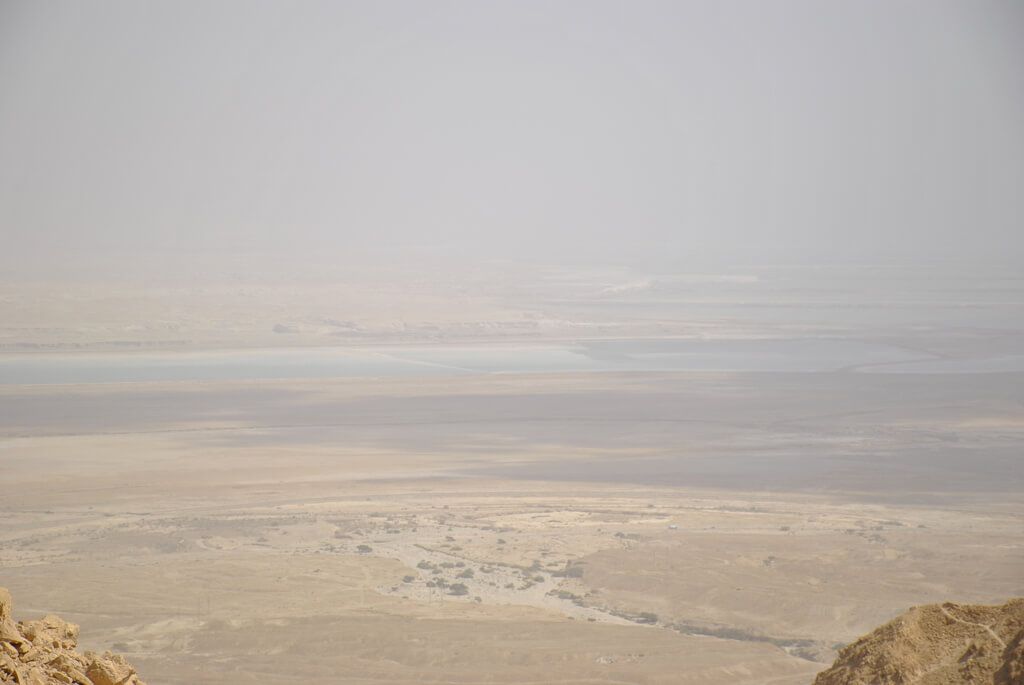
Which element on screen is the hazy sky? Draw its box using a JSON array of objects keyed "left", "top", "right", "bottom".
[{"left": 1, "top": 1, "right": 1021, "bottom": 269}]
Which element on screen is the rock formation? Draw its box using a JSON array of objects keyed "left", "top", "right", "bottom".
[
  {"left": 815, "top": 598, "right": 1024, "bottom": 685},
  {"left": 0, "top": 587, "right": 146, "bottom": 685}
]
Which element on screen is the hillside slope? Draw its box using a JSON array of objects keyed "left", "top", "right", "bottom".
[{"left": 814, "top": 598, "right": 1024, "bottom": 685}]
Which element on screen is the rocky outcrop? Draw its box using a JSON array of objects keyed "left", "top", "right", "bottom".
[
  {"left": 0, "top": 587, "right": 145, "bottom": 685},
  {"left": 814, "top": 598, "right": 1024, "bottom": 685}
]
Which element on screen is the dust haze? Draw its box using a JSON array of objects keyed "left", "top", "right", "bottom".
[{"left": 1, "top": 2, "right": 1022, "bottom": 684}]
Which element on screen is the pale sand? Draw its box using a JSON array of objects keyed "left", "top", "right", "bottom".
[{"left": 2, "top": 372, "right": 1022, "bottom": 683}]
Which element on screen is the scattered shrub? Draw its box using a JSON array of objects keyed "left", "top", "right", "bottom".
[{"left": 552, "top": 563, "right": 584, "bottom": 578}]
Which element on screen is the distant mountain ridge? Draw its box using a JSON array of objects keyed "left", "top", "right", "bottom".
[{"left": 814, "top": 598, "right": 1024, "bottom": 685}]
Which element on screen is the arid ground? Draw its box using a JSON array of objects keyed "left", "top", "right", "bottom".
[{"left": 1, "top": 266, "right": 1022, "bottom": 684}]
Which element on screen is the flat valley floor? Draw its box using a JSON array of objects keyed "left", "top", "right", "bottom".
[{"left": 2, "top": 371, "right": 1022, "bottom": 684}]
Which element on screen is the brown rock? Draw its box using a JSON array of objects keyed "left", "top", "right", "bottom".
[
  {"left": 0, "top": 587, "right": 146, "bottom": 685},
  {"left": 87, "top": 652, "right": 137, "bottom": 685},
  {"left": 23, "top": 666, "right": 51, "bottom": 685},
  {"left": 815, "top": 598, "right": 1024, "bottom": 685},
  {"left": 48, "top": 653, "right": 91, "bottom": 684},
  {"left": 21, "top": 615, "right": 80, "bottom": 650},
  {"left": 0, "top": 616, "right": 27, "bottom": 651}
]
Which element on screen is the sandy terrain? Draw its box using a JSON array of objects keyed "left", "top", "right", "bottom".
[
  {"left": 1, "top": 369, "right": 1021, "bottom": 684},
  {"left": 2, "top": 262, "right": 1022, "bottom": 359}
]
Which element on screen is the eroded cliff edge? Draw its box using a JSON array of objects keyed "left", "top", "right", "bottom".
[{"left": 0, "top": 587, "right": 146, "bottom": 685}]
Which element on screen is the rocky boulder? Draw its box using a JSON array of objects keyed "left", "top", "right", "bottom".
[
  {"left": 814, "top": 598, "right": 1024, "bottom": 685},
  {"left": 0, "top": 587, "right": 146, "bottom": 685}
]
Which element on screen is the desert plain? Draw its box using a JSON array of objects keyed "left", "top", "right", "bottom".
[{"left": 1, "top": 263, "right": 1022, "bottom": 684}]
